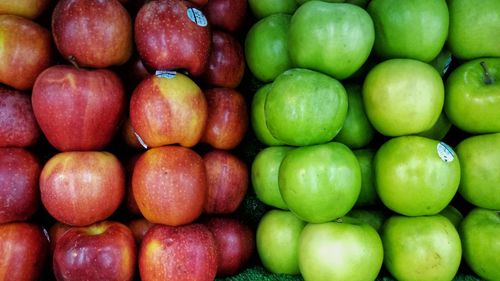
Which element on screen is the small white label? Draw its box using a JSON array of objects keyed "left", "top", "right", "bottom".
[
  {"left": 437, "top": 142, "right": 454, "bottom": 163},
  {"left": 134, "top": 131, "right": 148, "bottom": 149},
  {"left": 155, "top": 70, "right": 177, "bottom": 79},
  {"left": 187, "top": 7, "right": 208, "bottom": 27}
]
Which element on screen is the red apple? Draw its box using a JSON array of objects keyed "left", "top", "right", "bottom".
[
  {"left": 127, "top": 218, "right": 154, "bottom": 244},
  {"left": 0, "top": 222, "right": 49, "bottom": 281},
  {"left": 40, "top": 151, "right": 125, "bottom": 226},
  {"left": 32, "top": 65, "right": 126, "bottom": 151},
  {"left": 0, "top": 0, "right": 51, "bottom": 19},
  {"left": 53, "top": 221, "right": 136, "bottom": 281},
  {"left": 204, "top": 217, "right": 255, "bottom": 276},
  {"left": 130, "top": 73, "right": 207, "bottom": 148},
  {"left": 0, "top": 87, "right": 40, "bottom": 148},
  {"left": 188, "top": 0, "right": 209, "bottom": 7},
  {"left": 124, "top": 153, "right": 142, "bottom": 216},
  {"left": 48, "top": 222, "right": 71, "bottom": 255},
  {"left": 201, "top": 30, "right": 246, "bottom": 88},
  {"left": 203, "top": 150, "right": 249, "bottom": 214},
  {"left": 202, "top": 88, "right": 248, "bottom": 150},
  {"left": 134, "top": 0, "right": 211, "bottom": 76},
  {"left": 121, "top": 117, "right": 145, "bottom": 150},
  {"left": 203, "top": 0, "right": 247, "bottom": 33},
  {"left": 52, "top": 0, "right": 133, "bottom": 68},
  {"left": 132, "top": 146, "right": 207, "bottom": 226},
  {"left": 139, "top": 223, "right": 217, "bottom": 281},
  {"left": 0, "top": 15, "right": 52, "bottom": 90},
  {"left": 0, "top": 148, "right": 40, "bottom": 224}
]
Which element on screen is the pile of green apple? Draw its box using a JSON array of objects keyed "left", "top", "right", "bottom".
[{"left": 247, "top": 0, "right": 500, "bottom": 280}]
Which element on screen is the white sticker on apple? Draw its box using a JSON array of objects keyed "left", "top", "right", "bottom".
[
  {"left": 437, "top": 142, "right": 454, "bottom": 163},
  {"left": 155, "top": 70, "right": 177, "bottom": 79},
  {"left": 187, "top": 7, "right": 208, "bottom": 27}
]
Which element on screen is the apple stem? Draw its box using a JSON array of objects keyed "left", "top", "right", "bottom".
[
  {"left": 68, "top": 56, "right": 81, "bottom": 70},
  {"left": 480, "top": 61, "right": 494, "bottom": 85}
]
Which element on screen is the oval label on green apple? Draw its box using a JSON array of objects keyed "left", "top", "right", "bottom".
[
  {"left": 437, "top": 142, "right": 454, "bottom": 163},
  {"left": 155, "top": 70, "right": 177, "bottom": 79},
  {"left": 187, "top": 8, "right": 208, "bottom": 27}
]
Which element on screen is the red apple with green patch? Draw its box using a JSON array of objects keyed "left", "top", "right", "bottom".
[{"left": 0, "top": 0, "right": 51, "bottom": 19}]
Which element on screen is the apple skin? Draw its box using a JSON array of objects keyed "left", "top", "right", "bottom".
[
  {"left": 134, "top": 0, "right": 211, "bottom": 76},
  {"left": 251, "top": 146, "right": 293, "bottom": 210},
  {"left": 346, "top": 208, "right": 387, "bottom": 232},
  {"left": 204, "top": 217, "right": 255, "bottom": 276},
  {"left": 248, "top": 0, "right": 298, "bottom": 19},
  {"left": 447, "top": 0, "right": 500, "bottom": 60},
  {"left": 0, "top": 222, "right": 49, "bottom": 281},
  {"left": 265, "top": 68, "right": 348, "bottom": 146},
  {"left": 244, "top": 14, "right": 293, "bottom": 82},
  {"left": 139, "top": 223, "right": 217, "bottom": 281},
  {"left": 374, "top": 136, "right": 460, "bottom": 216},
  {"left": 417, "top": 110, "right": 452, "bottom": 140},
  {"left": 362, "top": 59, "right": 444, "bottom": 136},
  {"left": 0, "top": 15, "right": 52, "bottom": 91},
  {"left": 352, "top": 149, "right": 379, "bottom": 207},
  {"left": 256, "top": 210, "right": 306, "bottom": 274},
  {"left": 298, "top": 218, "right": 384, "bottom": 281},
  {"left": 201, "top": 87, "right": 248, "bottom": 150},
  {"left": 288, "top": 1, "right": 374, "bottom": 80},
  {"left": 32, "top": 65, "right": 126, "bottom": 152},
  {"left": 0, "top": 0, "right": 51, "bottom": 19},
  {"left": 123, "top": 154, "right": 142, "bottom": 216},
  {"left": 0, "top": 148, "right": 40, "bottom": 224},
  {"left": 459, "top": 208, "right": 500, "bottom": 281},
  {"left": 381, "top": 215, "right": 462, "bottom": 281},
  {"left": 120, "top": 117, "right": 144, "bottom": 150},
  {"left": 201, "top": 31, "right": 245, "bottom": 88},
  {"left": 250, "top": 84, "right": 285, "bottom": 146},
  {"left": 130, "top": 73, "right": 208, "bottom": 148},
  {"left": 132, "top": 146, "right": 207, "bottom": 226},
  {"left": 127, "top": 218, "right": 154, "bottom": 245},
  {"left": 203, "top": 0, "right": 247, "bottom": 33},
  {"left": 53, "top": 221, "right": 136, "bottom": 281},
  {"left": 48, "top": 222, "right": 72, "bottom": 255},
  {"left": 40, "top": 151, "right": 125, "bottom": 226},
  {"left": 439, "top": 205, "right": 463, "bottom": 229},
  {"left": 0, "top": 87, "right": 40, "bottom": 148},
  {"left": 367, "top": 0, "right": 449, "bottom": 62},
  {"left": 203, "top": 150, "right": 249, "bottom": 214},
  {"left": 444, "top": 58, "right": 500, "bottom": 134},
  {"left": 52, "top": 0, "right": 133, "bottom": 68},
  {"left": 456, "top": 133, "right": 500, "bottom": 209}
]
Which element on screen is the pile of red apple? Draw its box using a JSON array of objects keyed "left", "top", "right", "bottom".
[{"left": 0, "top": 0, "right": 256, "bottom": 280}]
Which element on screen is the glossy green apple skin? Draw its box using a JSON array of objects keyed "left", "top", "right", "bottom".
[
  {"left": 334, "top": 84, "right": 375, "bottom": 149},
  {"left": 245, "top": 14, "right": 292, "bottom": 82},
  {"left": 250, "top": 84, "right": 285, "bottom": 146},
  {"left": 279, "top": 142, "right": 361, "bottom": 223},
  {"left": 374, "top": 136, "right": 461, "bottom": 216},
  {"left": 353, "top": 149, "right": 379, "bottom": 207},
  {"left": 456, "top": 133, "right": 500, "bottom": 209},
  {"left": 256, "top": 210, "right": 306, "bottom": 274},
  {"left": 251, "top": 146, "right": 293, "bottom": 210},
  {"left": 363, "top": 59, "right": 444, "bottom": 136},
  {"left": 368, "top": 0, "right": 448, "bottom": 62},
  {"left": 417, "top": 110, "right": 452, "bottom": 140},
  {"left": 248, "top": 0, "right": 298, "bottom": 19},
  {"left": 265, "top": 68, "right": 347, "bottom": 146},
  {"left": 439, "top": 205, "right": 463, "bottom": 229},
  {"left": 459, "top": 208, "right": 500, "bottom": 281},
  {"left": 381, "top": 215, "right": 462, "bottom": 281},
  {"left": 288, "top": 1, "right": 374, "bottom": 80},
  {"left": 296, "top": 0, "right": 371, "bottom": 7},
  {"left": 447, "top": 0, "right": 500, "bottom": 60},
  {"left": 346, "top": 208, "right": 387, "bottom": 232},
  {"left": 298, "top": 218, "right": 383, "bottom": 281},
  {"left": 445, "top": 58, "right": 500, "bottom": 134}
]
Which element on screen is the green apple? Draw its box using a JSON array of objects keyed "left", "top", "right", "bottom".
[
  {"left": 456, "top": 133, "right": 500, "bottom": 209},
  {"left": 374, "top": 136, "right": 461, "bottom": 216},
  {"left": 296, "top": 0, "right": 371, "bottom": 6},
  {"left": 265, "top": 68, "right": 347, "bottom": 146},
  {"left": 416, "top": 110, "right": 452, "bottom": 140},
  {"left": 245, "top": 14, "right": 292, "bottom": 82},
  {"left": 459, "top": 208, "right": 500, "bottom": 281},
  {"left": 288, "top": 1, "right": 374, "bottom": 80},
  {"left": 346, "top": 208, "right": 387, "bottom": 232},
  {"left": 447, "top": 0, "right": 500, "bottom": 60},
  {"left": 444, "top": 58, "right": 500, "bottom": 134},
  {"left": 298, "top": 218, "right": 383, "bottom": 281},
  {"left": 248, "top": 0, "right": 298, "bottom": 19},
  {"left": 353, "top": 149, "right": 379, "bottom": 207},
  {"left": 381, "top": 215, "right": 462, "bottom": 281},
  {"left": 256, "top": 210, "right": 306, "bottom": 274},
  {"left": 251, "top": 146, "right": 293, "bottom": 210},
  {"left": 333, "top": 84, "right": 375, "bottom": 149},
  {"left": 250, "top": 84, "right": 285, "bottom": 146},
  {"left": 279, "top": 142, "right": 361, "bottom": 223},
  {"left": 439, "top": 205, "right": 463, "bottom": 229},
  {"left": 363, "top": 59, "right": 444, "bottom": 136},
  {"left": 430, "top": 48, "right": 453, "bottom": 77},
  {"left": 367, "top": 0, "right": 449, "bottom": 62}
]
